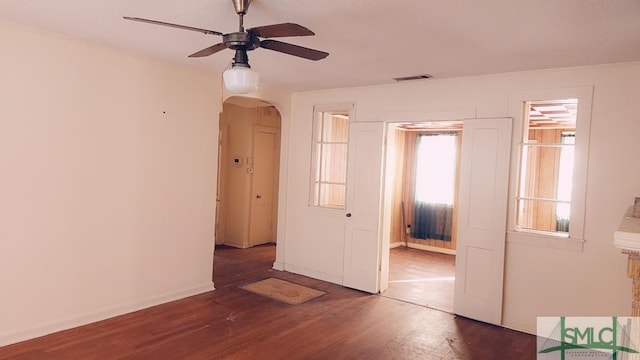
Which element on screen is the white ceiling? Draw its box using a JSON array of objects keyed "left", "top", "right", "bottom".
[{"left": 1, "top": 0, "right": 639, "bottom": 92}]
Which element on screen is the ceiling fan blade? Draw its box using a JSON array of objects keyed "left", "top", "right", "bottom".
[
  {"left": 260, "top": 40, "right": 329, "bottom": 61},
  {"left": 123, "top": 17, "right": 223, "bottom": 36},
  {"left": 189, "top": 43, "right": 228, "bottom": 58},
  {"left": 248, "top": 23, "right": 314, "bottom": 38}
]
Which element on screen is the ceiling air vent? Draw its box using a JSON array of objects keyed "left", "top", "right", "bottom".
[{"left": 393, "top": 74, "right": 432, "bottom": 82}]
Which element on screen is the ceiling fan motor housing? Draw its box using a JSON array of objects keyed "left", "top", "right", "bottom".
[{"left": 223, "top": 32, "right": 260, "bottom": 51}]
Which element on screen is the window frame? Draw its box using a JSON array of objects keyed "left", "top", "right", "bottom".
[
  {"left": 516, "top": 104, "right": 576, "bottom": 235},
  {"left": 507, "top": 87, "right": 593, "bottom": 250},
  {"left": 308, "top": 103, "right": 354, "bottom": 210}
]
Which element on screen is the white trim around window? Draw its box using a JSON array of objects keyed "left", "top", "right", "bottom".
[{"left": 507, "top": 86, "right": 593, "bottom": 251}]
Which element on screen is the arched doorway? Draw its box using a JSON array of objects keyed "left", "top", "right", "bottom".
[{"left": 215, "top": 96, "right": 282, "bottom": 249}]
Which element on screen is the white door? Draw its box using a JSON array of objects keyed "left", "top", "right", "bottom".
[
  {"left": 454, "top": 117, "right": 512, "bottom": 325},
  {"left": 343, "top": 122, "right": 386, "bottom": 293},
  {"left": 248, "top": 126, "right": 279, "bottom": 246}
]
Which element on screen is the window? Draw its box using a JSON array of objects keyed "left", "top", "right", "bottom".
[
  {"left": 414, "top": 133, "right": 458, "bottom": 205},
  {"left": 412, "top": 133, "right": 459, "bottom": 241},
  {"left": 509, "top": 87, "right": 592, "bottom": 249},
  {"left": 516, "top": 99, "right": 577, "bottom": 235},
  {"left": 309, "top": 106, "right": 351, "bottom": 209}
]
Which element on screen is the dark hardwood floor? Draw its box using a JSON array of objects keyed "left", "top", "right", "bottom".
[
  {"left": 0, "top": 244, "right": 536, "bottom": 359},
  {"left": 383, "top": 247, "right": 455, "bottom": 313}
]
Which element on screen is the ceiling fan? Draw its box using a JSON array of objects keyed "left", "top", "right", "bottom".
[{"left": 124, "top": 0, "right": 329, "bottom": 93}]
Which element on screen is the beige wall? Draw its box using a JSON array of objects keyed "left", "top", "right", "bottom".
[
  {"left": 0, "top": 20, "right": 220, "bottom": 345},
  {"left": 283, "top": 62, "right": 640, "bottom": 334}
]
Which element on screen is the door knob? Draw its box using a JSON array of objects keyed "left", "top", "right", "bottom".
[{"left": 346, "top": 213, "right": 352, "bottom": 218}]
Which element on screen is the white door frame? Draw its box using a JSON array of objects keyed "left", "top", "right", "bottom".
[
  {"left": 378, "top": 110, "right": 477, "bottom": 296},
  {"left": 378, "top": 114, "right": 510, "bottom": 325}
]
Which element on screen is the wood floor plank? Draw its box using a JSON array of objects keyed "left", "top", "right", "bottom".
[
  {"left": 383, "top": 247, "right": 455, "bottom": 312},
  {"left": 0, "top": 244, "right": 536, "bottom": 359}
]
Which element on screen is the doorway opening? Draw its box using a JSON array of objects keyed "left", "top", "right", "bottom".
[
  {"left": 215, "top": 96, "right": 281, "bottom": 260},
  {"left": 381, "top": 121, "right": 462, "bottom": 313}
]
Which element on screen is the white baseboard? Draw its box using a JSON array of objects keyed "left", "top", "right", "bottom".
[
  {"left": 502, "top": 316, "right": 536, "bottom": 335},
  {"left": 407, "top": 243, "right": 457, "bottom": 255},
  {"left": 283, "top": 263, "right": 342, "bottom": 286},
  {"left": 0, "top": 282, "right": 215, "bottom": 347},
  {"left": 390, "top": 242, "right": 457, "bottom": 255}
]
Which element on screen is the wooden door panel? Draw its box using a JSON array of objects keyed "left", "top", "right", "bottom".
[{"left": 454, "top": 118, "right": 512, "bottom": 325}]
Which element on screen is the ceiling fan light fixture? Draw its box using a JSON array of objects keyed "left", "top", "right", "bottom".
[
  {"left": 124, "top": 0, "right": 328, "bottom": 94},
  {"left": 223, "top": 64, "right": 259, "bottom": 94}
]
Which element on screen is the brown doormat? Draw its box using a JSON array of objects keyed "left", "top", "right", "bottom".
[{"left": 240, "top": 278, "right": 326, "bottom": 305}]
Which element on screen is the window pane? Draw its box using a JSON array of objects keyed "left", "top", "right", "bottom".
[
  {"left": 319, "top": 183, "right": 345, "bottom": 208},
  {"left": 516, "top": 98, "right": 577, "bottom": 234},
  {"left": 323, "top": 115, "right": 349, "bottom": 143},
  {"left": 516, "top": 198, "right": 568, "bottom": 233},
  {"left": 309, "top": 106, "right": 351, "bottom": 209},
  {"left": 527, "top": 129, "right": 565, "bottom": 144},
  {"left": 414, "top": 134, "right": 457, "bottom": 205},
  {"left": 320, "top": 143, "right": 348, "bottom": 183},
  {"left": 519, "top": 144, "right": 563, "bottom": 199},
  {"left": 557, "top": 133, "right": 575, "bottom": 203}
]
